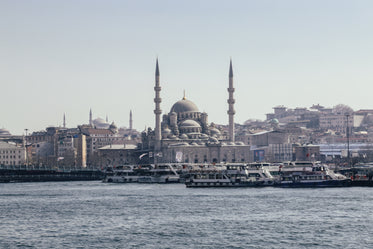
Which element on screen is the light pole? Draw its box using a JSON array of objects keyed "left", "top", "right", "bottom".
[{"left": 345, "top": 114, "right": 350, "bottom": 167}]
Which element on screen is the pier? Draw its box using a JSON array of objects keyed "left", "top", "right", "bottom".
[{"left": 0, "top": 165, "right": 104, "bottom": 183}]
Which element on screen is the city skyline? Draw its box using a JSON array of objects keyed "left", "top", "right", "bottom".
[{"left": 2, "top": 0, "right": 373, "bottom": 135}]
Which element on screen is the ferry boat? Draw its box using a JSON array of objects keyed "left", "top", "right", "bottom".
[
  {"left": 185, "top": 163, "right": 275, "bottom": 188},
  {"left": 275, "top": 164, "right": 351, "bottom": 188},
  {"left": 103, "top": 164, "right": 181, "bottom": 183},
  {"left": 338, "top": 163, "right": 373, "bottom": 187}
]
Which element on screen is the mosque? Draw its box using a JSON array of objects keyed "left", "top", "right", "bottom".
[{"left": 141, "top": 59, "right": 250, "bottom": 164}]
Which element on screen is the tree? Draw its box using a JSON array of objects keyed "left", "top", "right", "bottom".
[{"left": 333, "top": 104, "right": 354, "bottom": 115}]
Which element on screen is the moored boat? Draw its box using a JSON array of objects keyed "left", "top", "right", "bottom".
[
  {"left": 185, "top": 163, "right": 275, "bottom": 188},
  {"left": 103, "top": 164, "right": 182, "bottom": 183},
  {"left": 275, "top": 164, "right": 351, "bottom": 188}
]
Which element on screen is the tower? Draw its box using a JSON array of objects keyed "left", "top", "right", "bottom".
[
  {"left": 227, "top": 59, "right": 235, "bottom": 142},
  {"left": 89, "top": 108, "right": 93, "bottom": 126},
  {"left": 154, "top": 58, "right": 162, "bottom": 150},
  {"left": 129, "top": 110, "right": 133, "bottom": 130},
  {"left": 63, "top": 113, "right": 66, "bottom": 128}
]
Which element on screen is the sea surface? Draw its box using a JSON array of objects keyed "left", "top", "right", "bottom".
[{"left": 0, "top": 182, "right": 372, "bottom": 249}]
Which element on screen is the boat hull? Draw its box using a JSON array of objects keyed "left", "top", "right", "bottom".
[
  {"left": 274, "top": 179, "right": 351, "bottom": 188},
  {"left": 185, "top": 180, "right": 274, "bottom": 188}
]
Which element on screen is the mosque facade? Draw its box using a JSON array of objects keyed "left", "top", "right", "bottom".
[{"left": 141, "top": 60, "right": 250, "bottom": 164}]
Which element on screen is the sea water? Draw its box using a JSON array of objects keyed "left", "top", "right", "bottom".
[{"left": 0, "top": 182, "right": 372, "bottom": 248}]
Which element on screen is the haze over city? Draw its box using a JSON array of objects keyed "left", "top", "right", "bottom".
[{"left": 1, "top": 0, "right": 373, "bottom": 135}]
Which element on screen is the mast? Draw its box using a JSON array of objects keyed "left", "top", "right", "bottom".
[{"left": 346, "top": 113, "right": 350, "bottom": 166}]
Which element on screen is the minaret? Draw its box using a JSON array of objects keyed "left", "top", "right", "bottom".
[
  {"left": 154, "top": 58, "right": 162, "bottom": 150},
  {"left": 89, "top": 108, "right": 93, "bottom": 126},
  {"left": 227, "top": 59, "right": 235, "bottom": 142},
  {"left": 129, "top": 110, "right": 133, "bottom": 130},
  {"left": 106, "top": 115, "right": 108, "bottom": 123},
  {"left": 63, "top": 113, "right": 66, "bottom": 128}
]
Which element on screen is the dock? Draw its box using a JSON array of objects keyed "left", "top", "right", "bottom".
[{"left": 0, "top": 165, "right": 104, "bottom": 182}]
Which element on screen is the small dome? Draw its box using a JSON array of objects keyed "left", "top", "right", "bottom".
[
  {"left": 170, "top": 98, "right": 199, "bottom": 113},
  {"left": 209, "top": 127, "right": 221, "bottom": 136},
  {"left": 180, "top": 134, "right": 188, "bottom": 139},
  {"left": 162, "top": 127, "right": 172, "bottom": 135},
  {"left": 209, "top": 137, "right": 219, "bottom": 143},
  {"left": 180, "top": 120, "right": 201, "bottom": 128}
]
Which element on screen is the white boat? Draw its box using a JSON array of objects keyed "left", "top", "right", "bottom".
[
  {"left": 275, "top": 164, "right": 351, "bottom": 188},
  {"left": 185, "top": 163, "right": 275, "bottom": 188},
  {"left": 103, "top": 164, "right": 181, "bottom": 183},
  {"left": 103, "top": 165, "right": 141, "bottom": 183},
  {"left": 138, "top": 164, "right": 181, "bottom": 183}
]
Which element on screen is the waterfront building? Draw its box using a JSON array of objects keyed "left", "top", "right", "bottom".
[
  {"left": 141, "top": 59, "right": 250, "bottom": 164},
  {"left": 97, "top": 144, "right": 139, "bottom": 167},
  {"left": 294, "top": 144, "right": 320, "bottom": 161},
  {"left": 248, "top": 129, "right": 294, "bottom": 162},
  {"left": 0, "top": 141, "right": 26, "bottom": 166},
  {"left": 79, "top": 111, "right": 140, "bottom": 166}
]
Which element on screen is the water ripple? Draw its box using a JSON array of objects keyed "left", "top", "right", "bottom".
[{"left": 1, "top": 182, "right": 373, "bottom": 248}]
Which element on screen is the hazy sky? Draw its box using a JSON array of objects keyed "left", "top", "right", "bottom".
[{"left": 1, "top": 0, "right": 373, "bottom": 135}]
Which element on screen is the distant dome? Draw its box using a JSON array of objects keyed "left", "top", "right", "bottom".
[
  {"left": 170, "top": 98, "right": 199, "bottom": 113},
  {"left": 0, "top": 128, "right": 11, "bottom": 136},
  {"left": 93, "top": 118, "right": 110, "bottom": 129},
  {"left": 270, "top": 118, "right": 279, "bottom": 125}
]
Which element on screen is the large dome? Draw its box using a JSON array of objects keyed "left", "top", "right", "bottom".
[
  {"left": 179, "top": 119, "right": 201, "bottom": 128},
  {"left": 170, "top": 98, "right": 199, "bottom": 113}
]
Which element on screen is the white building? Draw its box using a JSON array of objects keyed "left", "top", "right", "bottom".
[
  {"left": 319, "top": 113, "right": 353, "bottom": 133},
  {"left": 0, "top": 142, "right": 26, "bottom": 166}
]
